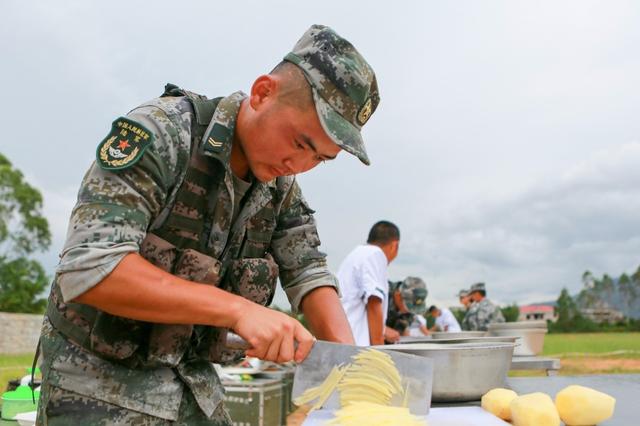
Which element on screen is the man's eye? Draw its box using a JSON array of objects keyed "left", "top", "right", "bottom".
[{"left": 295, "top": 141, "right": 305, "bottom": 150}]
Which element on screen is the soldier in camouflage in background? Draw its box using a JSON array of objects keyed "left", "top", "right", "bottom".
[
  {"left": 36, "top": 25, "right": 380, "bottom": 425},
  {"left": 386, "top": 277, "right": 429, "bottom": 337},
  {"left": 462, "top": 282, "right": 505, "bottom": 331}
]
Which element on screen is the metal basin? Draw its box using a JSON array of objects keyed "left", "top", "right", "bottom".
[
  {"left": 399, "top": 335, "right": 433, "bottom": 343},
  {"left": 380, "top": 342, "right": 515, "bottom": 402},
  {"left": 431, "top": 331, "right": 486, "bottom": 339},
  {"left": 400, "top": 336, "right": 518, "bottom": 345},
  {"left": 488, "top": 320, "right": 547, "bottom": 330},
  {"left": 488, "top": 328, "right": 547, "bottom": 356}
]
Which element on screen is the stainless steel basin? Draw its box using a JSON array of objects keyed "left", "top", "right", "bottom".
[
  {"left": 380, "top": 342, "right": 515, "bottom": 402},
  {"left": 488, "top": 320, "right": 547, "bottom": 330},
  {"left": 431, "top": 331, "right": 486, "bottom": 339},
  {"left": 488, "top": 328, "right": 547, "bottom": 356},
  {"left": 400, "top": 336, "right": 518, "bottom": 345}
]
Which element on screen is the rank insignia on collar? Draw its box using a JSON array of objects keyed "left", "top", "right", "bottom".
[
  {"left": 96, "top": 117, "right": 154, "bottom": 170},
  {"left": 203, "top": 123, "right": 231, "bottom": 155}
]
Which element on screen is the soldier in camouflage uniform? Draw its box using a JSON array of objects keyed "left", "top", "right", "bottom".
[
  {"left": 458, "top": 289, "right": 472, "bottom": 310},
  {"left": 462, "top": 283, "right": 505, "bottom": 331},
  {"left": 36, "top": 25, "right": 380, "bottom": 425},
  {"left": 386, "top": 277, "right": 428, "bottom": 336}
]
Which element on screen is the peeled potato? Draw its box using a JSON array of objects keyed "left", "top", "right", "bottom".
[
  {"left": 555, "top": 385, "right": 615, "bottom": 425},
  {"left": 510, "top": 392, "right": 560, "bottom": 426},
  {"left": 481, "top": 388, "right": 518, "bottom": 420}
]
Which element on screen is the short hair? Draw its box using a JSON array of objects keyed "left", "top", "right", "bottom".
[
  {"left": 428, "top": 305, "right": 438, "bottom": 313},
  {"left": 367, "top": 221, "right": 400, "bottom": 245},
  {"left": 270, "top": 61, "right": 314, "bottom": 111}
]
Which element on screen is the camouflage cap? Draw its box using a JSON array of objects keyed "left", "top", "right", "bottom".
[
  {"left": 284, "top": 24, "right": 379, "bottom": 165},
  {"left": 457, "top": 289, "right": 470, "bottom": 298},
  {"left": 469, "top": 282, "right": 486, "bottom": 293},
  {"left": 398, "top": 277, "right": 428, "bottom": 315}
]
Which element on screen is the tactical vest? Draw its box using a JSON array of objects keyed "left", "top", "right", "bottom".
[{"left": 46, "top": 84, "right": 285, "bottom": 370}]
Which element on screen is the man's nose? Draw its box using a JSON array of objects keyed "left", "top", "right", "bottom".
[
  {"left": 283, "top": 159, "right": 296, "bottom": 175},
  {"left": 284, "top": 155, "right": 316, "bottom": 175}
]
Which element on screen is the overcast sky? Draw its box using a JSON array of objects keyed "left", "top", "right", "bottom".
[{"left": 2, "top": 0, "right": 639, "bottom": 310}]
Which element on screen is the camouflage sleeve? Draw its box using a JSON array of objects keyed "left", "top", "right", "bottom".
[
  {"left": 270, "top": 180, "right": 339, "bottom": 313},
  {"left": 56, "top": 102, "right": 192, "bottom": 302},
  {"left": 462, "top": 306, "right": 476, "bottom": 331},
  {"left": 493, "top": 305, "right": 506, "bottom": 323}
]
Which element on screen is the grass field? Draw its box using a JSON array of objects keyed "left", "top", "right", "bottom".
[
  {"left": 543, "top": 332, "right": 640, "bottom": 356},
  {"left": 509, "top": 332, "right": 640, "bottom": 377}
]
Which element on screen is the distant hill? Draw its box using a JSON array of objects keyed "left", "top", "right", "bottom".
[{"left": 575, "top": 268, "right": 640, "bottom": 320}]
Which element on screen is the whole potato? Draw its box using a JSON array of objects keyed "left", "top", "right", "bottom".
[
  {"left": 481, "top": 388, "right": 518, "bottom": 420},
  {"left": 555, "top": 385, "right": 615, "bottom": 425},
  {"left": 510, "top": 392, "right": 560, "bottom": 426}
]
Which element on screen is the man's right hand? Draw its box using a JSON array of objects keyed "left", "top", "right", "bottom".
[{"left": 231, "top": 302, "right": 315, "bottom": 364}]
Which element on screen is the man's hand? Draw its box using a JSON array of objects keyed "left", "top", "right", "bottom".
[
  {"left": 232, "top": 303, "right": 315, "bottom": 364},
  {"left": 384, "top": 326, "right": 400, "bottom": 343}
]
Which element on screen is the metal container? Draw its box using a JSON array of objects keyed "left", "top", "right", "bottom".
[
  {"left": 400, "top": 336, "right": 518, "bottom": 345},
  {"left": 256, "top": 366, "right": 295, "bottom": 423},
  {"left": 488, "top": 328, "right": 547, "bottom": 356},
  {"left": 382, "top": 342, "right": 515, "bottom": 402},
  {"left": 488, "top": 320, "right": 547, "bottom": 330},
  {"left": 431, "top": 331, "right": 486, "bottom": 339},
  {"left": 222, "top": 378, "right": 282, "bottom": 426},
  {"left": 399, "top": 335, "right": 433, "bottom": 343}
]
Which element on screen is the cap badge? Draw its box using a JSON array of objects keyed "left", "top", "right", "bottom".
[{"left": 356, "top": 97, "right": 373, "bottom": 126}]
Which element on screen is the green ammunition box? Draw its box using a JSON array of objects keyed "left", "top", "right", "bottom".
[
  {"left": 223, "top": 378, "right": 283, "bottom": 426},
  {"left": 257, "top": 367, "right": 295, "bottom": 420}
]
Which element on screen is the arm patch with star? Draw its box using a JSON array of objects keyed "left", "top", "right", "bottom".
[{"left": 96, "top": 117, "right": 154, "bottom": 170}]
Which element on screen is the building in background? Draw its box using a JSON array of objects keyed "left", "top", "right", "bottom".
[{"left": 518, "top": 305, "right": 557, "bottom": 322}]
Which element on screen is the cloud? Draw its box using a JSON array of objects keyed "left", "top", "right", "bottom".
[{"left": 394, "top": 142, "right": 640, "bottom": 307}]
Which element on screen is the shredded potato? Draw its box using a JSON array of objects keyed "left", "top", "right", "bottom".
[
  {"left": 339, "top": 348, "right": 403, "bottom": 407},
  {"left": 326, "top": 401, "right": 427, "bottom": 426},
  {"left": 293, "top": 364, "right": 347, "bottom": 409},
  {"left": 292, "top": 347, "right": 424, "bottom": 424}
]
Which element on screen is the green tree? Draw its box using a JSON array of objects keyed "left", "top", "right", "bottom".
[
  {"left": 551, "top": 287, "right": 598, "bottom": 333},
  {"left": 0, "top": 152, "right": 51, "bottom": 313},
  {"left": 581, "top": 270, "right": 594, "bottom": 288},
  {"left": 554, "top": 287, "right": 578, "bottom": 331},
  {"left": 500, "top": 303, "right": 520, "bottom": 322},
  {"left": 450, "top": 307, "right": 466, "bottom": 325}
]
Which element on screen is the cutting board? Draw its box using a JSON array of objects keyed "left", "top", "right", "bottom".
[{"left": 303, "top": 406, "right": 510, "bottom": 425}]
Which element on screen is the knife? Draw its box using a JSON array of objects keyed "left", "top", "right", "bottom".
[{"left": 225, "top": 333, "right": 433, "bottom": 415}]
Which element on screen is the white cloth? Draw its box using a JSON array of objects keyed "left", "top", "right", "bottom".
[
  {"left": 407, "top": 315, "right": 427, "bottom": 337},
  {"left": 435, "top": 307, "right": 462, "bottom": 332},
  {"left": 337, "top": 245, "right": 389, "bottom": 346}
]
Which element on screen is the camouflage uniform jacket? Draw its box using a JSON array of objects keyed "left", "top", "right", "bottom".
[
  {"left": 461, "top": 298, "right": 505, "bottom": 331},
  {"left": 40, "top": 86, "right": 339, "bottom": 421},
  {"left": 385, "top": 281, "right": 415, "bottom": 334}
]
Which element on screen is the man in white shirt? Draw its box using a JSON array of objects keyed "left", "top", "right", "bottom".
[
  {"left": 428, "top": 305, "right": 462, "bottom": 332},
  {"left": 337, "top": 221, "right": 400, "bottom": 346}
]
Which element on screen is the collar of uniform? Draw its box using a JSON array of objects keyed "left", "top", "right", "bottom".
[{"left": 200, "top": 91, "right": 247, "bottom": 164}]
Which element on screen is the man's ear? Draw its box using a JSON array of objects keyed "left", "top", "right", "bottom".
[{"left": 249, "top": 75, "right": 278, "bottom": 110}]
